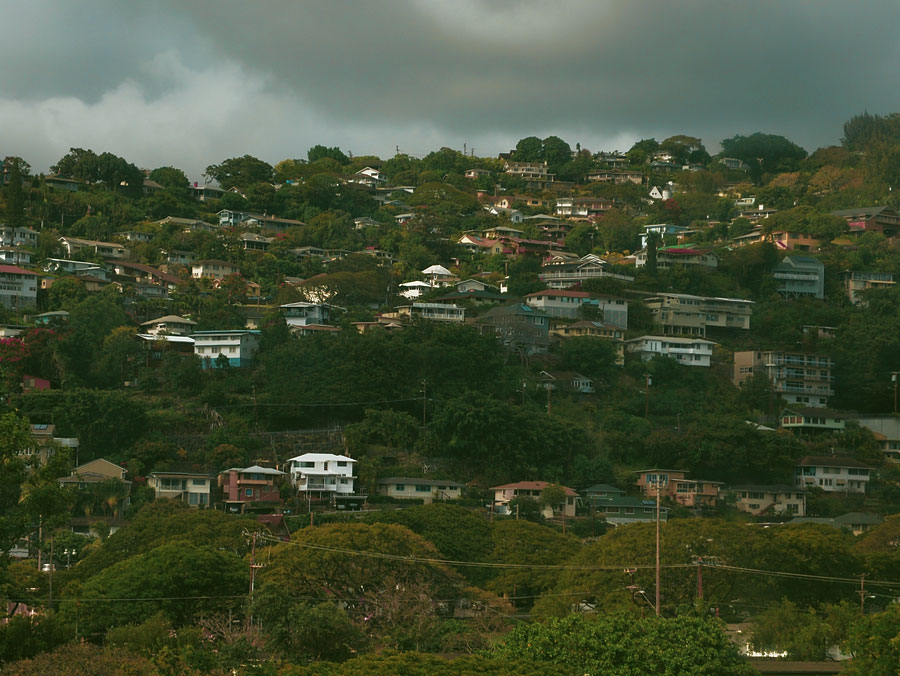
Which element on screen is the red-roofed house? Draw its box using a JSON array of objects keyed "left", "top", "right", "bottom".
[
  {"left": 490, "top": 481, "right": 579, "bottom": 518},
  {"left": 0, "top": 265, "right": 37, "bottom": 310},
  {"left": 457, "top": 233, "right": 505, "bottom": 255}
]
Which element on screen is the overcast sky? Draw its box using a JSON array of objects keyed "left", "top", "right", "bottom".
[{"left": 3, "top": 0, "right": 899, "bottom": 179}]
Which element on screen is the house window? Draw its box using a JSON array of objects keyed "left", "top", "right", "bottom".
[
  {"left": 192, "top": 479, "right": 207, "bottom": 486},
  {"left": 337, "top": 461, "right": 348, "bottom": 467},
  {"left": 415, "top": 485, "right": 430, "bottom": 492},
  {"left": 245, "top": 488, "right": 254, "bottom": 497},
  {"left": 299, "top": 462, "right": 315, "bottom": 468},
  {"left": 189, "top": 493, "right": 199, "bottom": 506},
  {"left": 606, "top": 507, "right": 620, "bottom": 513},
  {"left": 395, "top": 484, "right": 406, "bottom": 492},
  {"left": 624, "top": 507, "right": 634, "bottom": 514}
]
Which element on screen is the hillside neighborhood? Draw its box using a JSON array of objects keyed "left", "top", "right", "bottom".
[{"left": 5, "top": 115, "right": 900, "bottom": 673}]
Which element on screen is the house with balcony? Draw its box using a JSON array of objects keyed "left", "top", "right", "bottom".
[
  {"left": 779, "top": 406, "right": 846, "bottom": 433},
  {"left": 841, "top": 270, "right": 895, "bottom": 305},
  {"left": 218, "top": 465, "right": 285, "bottom": 512},
  {"left": 524, "top": 290, "right": 628, "bottom": 328},
  {"left": 474, "top": 303, "right": 550, "bottom": 354},
  {"left": 407, "top": 302, "right": 466, "bottom": 322},
  {"left": 626, "top": 335, "right": 716, "bottom": 367},
  {"left": 635, "top": 247, "right": 718, "bottom": 270},
  {"left": 457, "top": 233, "right": 506, "bottom": 256},
  {"left": 794, "top": 456, "right": 874, "bottom": 494},
  {"left": 645, "top": 292, "right": 753, "bottom": 337},
  {"left": 284, "top": 453, "right": 356, "bottom": 506},
  {"left": 733, "top": 350, "right": 834, "bottom": 408},
  {"left": 539, "top": 252, "right": 634, "bottom": 289},
  {"left": 773, "top": 256, "right": 825, "bottom": 299},
  {"left": 280, "top": 301, "right": 339, "bottom": 328},
  {"left": 585, "top": 169, "right": 644, "bottom": 184},
  {"left": 192, "top": 329, "right": 260, "bottom": 368},
  {"left": 490, "top": 481, "right": 579, "bottom": 518},
  {"left": 147, "top": 471, "right": 213, "bottom": 507},
  {"left": 769, "top": 230, "right": 820, "bottom": 252},
  {"left": 375, "top": 478, "right": 465, "bottom": 503},
  {"left": 634, "top": 469, "right": 721, "bottom": 508},
  {"left": 832, "top": 206, "right": 900, "bottom": 237},
  {"left": 140, "top": 315, "right": 197, "bottom": 337},
  {"left": 728, "top": 485, "right": 806, "bottom": 517},
  {"left": 0, "top": 265, "right": 37, "bottom": 311}
]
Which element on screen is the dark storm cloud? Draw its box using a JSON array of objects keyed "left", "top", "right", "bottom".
[
  {"left": 2, "top": 0, "right": 900, "bottom": 174},
  {"left": 165, "top": 0, "right": 900, "bottom": 151}
]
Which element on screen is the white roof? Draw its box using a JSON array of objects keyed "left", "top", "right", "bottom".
[
  {"left": 286, "top": 453, "right": 356, "bottom": 464},
  {"left": 137, "top": 333, "right": 195, "bottom": 344},
  {"left": 234, "top": 464, "right": 285, "bottom": 475},
  {"left": 141, "top": 315, "right": 196, "bottom": 326},
  {"left": 399, "top": 281, "right": 432, "bottom": 288},
  {"left": 422, "top": 264, "right": 452, "bottom": 276}
]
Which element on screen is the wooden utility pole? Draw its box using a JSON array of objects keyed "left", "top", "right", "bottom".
[
  {"left": 655, "top": 482, "right": 661, "bottom": 616},
  {"left": 422, "top": 379, "right": 427, "bottom": 427},
  {"left": 858, "top": 574, "right": 866, "bottom": 614}
]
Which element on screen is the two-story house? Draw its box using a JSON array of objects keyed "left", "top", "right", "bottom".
[
  {"left": 728, "top": 485, "right": 806, "bottom": 516},
  {"left": 626, "top": 335, "right": 716, "bottom": 367},
  {"left": 192, "top": 330, "right": 261, "bottom": 368},
  {"left": 539, "top": 252, "right": 634, "bottom": 289},
  {"left": 645, "top": 293, "right": 753, "bottom": 337},
  {"left": 635, "top": 469, "right": 721, "bottom": 508},
  {"left": 524, "top": 290, "right": 628, "bottom": 328},
  {"left": 794, "top": 456, "right": 874, "bottom": 494},
  {"left": 474, "top": 303, "right": 550, "bottom": 354},
  {"left": 147, "top": 471, "right": 213, "bottom": 507},
  {"left": 280, "top": 301, "right": 339, "bottom": 328},
  {"left": 285, "top": 453, "right": 356, "bottom": 505},
  {"left": 140, "top": 315, "right": 197, "bottom": 337},
  {"left": 841, "top": 270, "right": 895, "bottom": 305},
  {"left": 779, "top": 406, "right": 846, "bottom": 433},
  {"left": 218, "top": 465, "right": 285, "bottom": 512}
]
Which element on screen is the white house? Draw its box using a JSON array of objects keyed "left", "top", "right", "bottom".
[
  {"left": 58, "top": 236, "right": 128, "bottom": 260},
  {"left": 0, "top": 265, "right": 37, "bottom": 311},
  {"left": 523, "top": 289, "right": 628, "bottom": 328},
  {"left": 147, "top": 471, "right": 213, "bottom": 507},
  {"left": 398, "top": 280, "right": 433, "bottom": 300},
  {"left": 794, "top": 456, "right": 874, "bottom": 495},
  {"left": 192, "top": 330, "right": 260, "bottom": 368},
  {"left": 0, "top": 225, "right": 38, "bottom": 248},
  {"left": 191, "top": 259, "right": 240, "bottom": 280},
  {"left": 625, "top": 335, "right": 716, "bottom": 367},
  {"left": 280, "top": 301, "right": 338, "bottom": 327},
  {"left": 285, "top": 453, "right": 356, "bottom": 504},
  {"left": 421, "top": 264, "right": 458, "bottom": 287}
]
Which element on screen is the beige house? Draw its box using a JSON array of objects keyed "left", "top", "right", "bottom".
[
  {"left": 490, "top": 481, "right": 579, "bottom": 518},
  {"left": 729, "top": 485, "right": 806, "bottom": 516},
  {"left": 733, "top": 350, "right": 834, "bottom": 408},
  {"left": 147, "top": 471, "right": 213, "bottom": 507},
  {"left": 375, "top": 477, "right": 464, "bottom": 503}
]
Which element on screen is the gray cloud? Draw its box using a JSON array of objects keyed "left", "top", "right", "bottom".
[{"left": 3, "top": 0, "right": 900, "bottom": 175}]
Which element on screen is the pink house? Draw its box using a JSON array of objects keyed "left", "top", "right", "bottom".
[
  {"left": 635, "top": 469, "right": 721, "bottom": 508},
  {"left": 218, "top": 465, "right": 286, "bottom": 512}
]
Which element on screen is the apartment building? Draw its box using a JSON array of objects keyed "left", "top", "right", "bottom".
[
  {"left": 645, "top": 292, "right": 753, "bottom": 337},
  {"left": 733, "top": 350, "right": 834, "bottom": 408},
  {"left": 626, "top": 335, "right": 716, "bottom": 367}
]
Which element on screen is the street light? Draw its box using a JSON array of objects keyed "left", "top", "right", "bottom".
[{"left": 64, "top": 547, "right": 77, "bottom": 569}]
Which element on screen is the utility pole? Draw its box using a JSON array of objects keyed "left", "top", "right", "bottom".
[
  {"left": 645, "top": 374, "right": 652, "bottom": 418},
  {"left": 696, "top": 557, "right": 703, "bottom": 602},
  {"left": 422, "top": 379, "right": 427, "bottom": 427},
  {"left": 48, "top": 536, "right": 54, "bottom": 609},
  {"left": 892, "top": 373, "right": 899, "bottom": 414},
  {"left": 247, "top": 532, "right": 262, "bottom": 629},
  {"left": 547, "top": 386, "right": 552, "bottom": 415},
  {"left": 858, "top": 574, "right": 866, "bottom": 614},
  {"left": 655, "top": 481, "right": 661, "bottom": 616}
]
